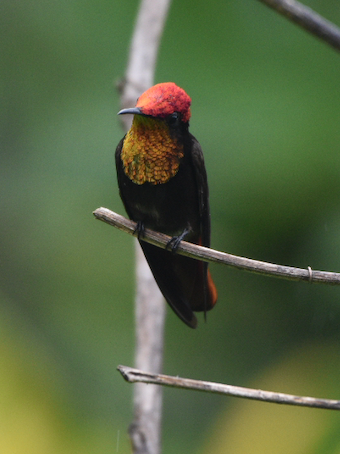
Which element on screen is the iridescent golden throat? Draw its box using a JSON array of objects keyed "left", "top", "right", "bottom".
[{"left": 121, "top": 115, "right": 184, "bottom": 185}]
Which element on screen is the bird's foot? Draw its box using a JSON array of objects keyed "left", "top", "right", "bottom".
[
  {"left": 166, "top": 228, "right": 190, "bottom": 254},
  {"left": 134, "top": 221, "right": 145, "bottom": 239}
]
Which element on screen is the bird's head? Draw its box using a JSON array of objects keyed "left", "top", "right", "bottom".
[{"left": 118, "top": 82, "right": 191, "bottom": 124}]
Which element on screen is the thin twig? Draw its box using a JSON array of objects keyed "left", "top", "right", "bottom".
[
  {"left": 258, "top": 0, "right": 340, "bottom": 52},
  {"left": 117, "top": 365, "right": 340, "bottom": 411},
  {"left": 93, "top": 207, "right": 340, "bottom": 285}
]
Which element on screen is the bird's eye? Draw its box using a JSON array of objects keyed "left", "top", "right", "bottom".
[{"left": 168, "top": 112, "right": 180, "bottom": 124}]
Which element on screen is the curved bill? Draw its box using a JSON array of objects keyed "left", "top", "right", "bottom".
[{"left": 117, "top": 107, "right": 142, "bottom": 116}]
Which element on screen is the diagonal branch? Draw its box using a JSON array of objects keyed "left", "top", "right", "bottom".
[
  {"left": 117, "top": 365, "right": 340, "bottom": 411},
  {"left": 258, "top": 0, "right": 340, "bottom": 52},
  {"left": 93, "top": 207, "right": 340, "bottom": 285}
]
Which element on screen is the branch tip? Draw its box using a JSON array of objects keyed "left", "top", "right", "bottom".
[{"left": 117, "top": 365, "right": 340, "bottom": 411}]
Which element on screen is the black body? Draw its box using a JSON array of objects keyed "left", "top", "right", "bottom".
[{"left": 115, "top": 119, "right": 212, "bottom": 328}]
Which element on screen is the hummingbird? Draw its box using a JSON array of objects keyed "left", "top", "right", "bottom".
[{"left": 115, "top": 82, "right": 217, "bottom": 328}]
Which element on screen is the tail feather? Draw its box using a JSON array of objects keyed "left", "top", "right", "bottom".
[{"left": 139, "top": 241, "right": 217, "bottom": 328}]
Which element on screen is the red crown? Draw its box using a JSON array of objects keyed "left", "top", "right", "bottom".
[{"left": 136, "top": 82, "right": 191, "bottom": 123}]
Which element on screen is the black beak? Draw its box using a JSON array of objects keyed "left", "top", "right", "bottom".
[{"left": 117, "top": 107, "right": 142, "bottom": 116}]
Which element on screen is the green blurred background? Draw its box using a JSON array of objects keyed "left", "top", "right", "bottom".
[{"left": 1, "top": 0, "right": 340, "bottom": 452}]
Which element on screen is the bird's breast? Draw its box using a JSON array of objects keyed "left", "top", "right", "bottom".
[{"left": 121, "top": 122, "right": 184, "bottom": 185}]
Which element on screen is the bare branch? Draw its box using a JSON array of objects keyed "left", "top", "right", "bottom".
[
  {"left": 117, "top": 1, "right": 172, "bottom": 453},
  {"left": 258, "top": 0, "right": 340, "bottom": 52},
  {"left": 118, "top": 365, "right": 340, "bottom": 411},
  {"left": 93, "top": 207, "right": 340, "bottom": 285}
]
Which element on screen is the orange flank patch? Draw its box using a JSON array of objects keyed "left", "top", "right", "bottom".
[
  {"left": 197, "top": 237, "right": 218, "bottom": 309},
  {"left": 207, "top": 269, "right": 218, "bottom": 307}
]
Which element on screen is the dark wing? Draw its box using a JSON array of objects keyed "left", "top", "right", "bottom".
[
  {"left": 188, "top": 134, "right": 217, "bottom": 313},
  {"left": 115, "top": 136, "right": 134, "bottom": 219},
  {"left": 189, "top": 135, "right": 211, "bottom": 247},
  {"left": 115, "top": 137, "right": 124, "bottom": 170},
  {"left": 115, "top": 137, "right": 125, "bottom": 195}
]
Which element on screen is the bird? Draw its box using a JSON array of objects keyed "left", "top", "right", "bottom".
[{"left": 115, "top": 82, "right": 217, "bottom": 328}]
